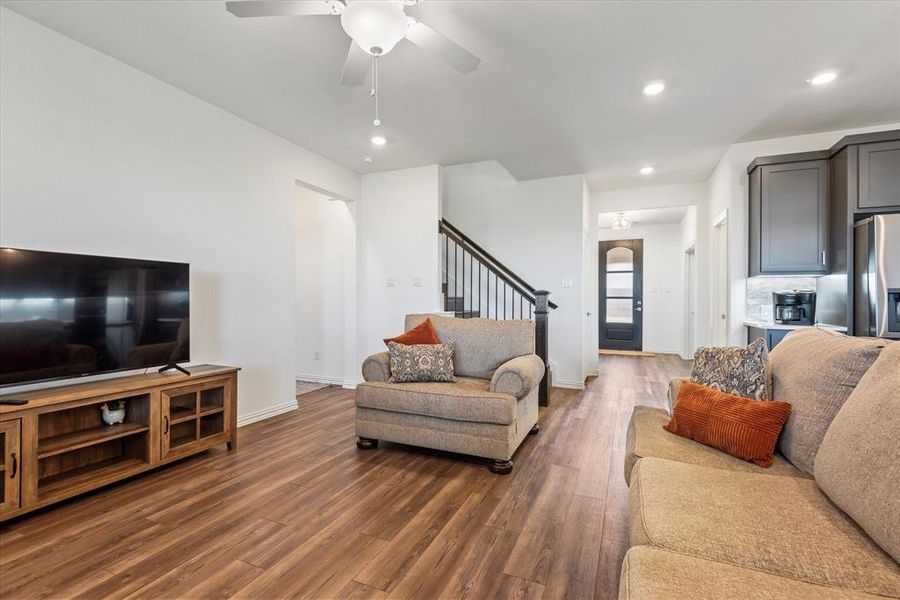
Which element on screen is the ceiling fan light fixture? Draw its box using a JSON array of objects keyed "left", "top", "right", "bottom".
[
  {"left": 340, "top": 1, "right": 409, "bottom": 56},
  {"left": 642, "top": 80, "right": 666, "bottom": 96},
  {"left": 611, "top": 213, "right": 632, "bottom": 230}
]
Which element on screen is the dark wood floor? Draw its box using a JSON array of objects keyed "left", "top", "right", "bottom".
[{"left": 0, "top": 354, "right": 689, "bottom": 600}]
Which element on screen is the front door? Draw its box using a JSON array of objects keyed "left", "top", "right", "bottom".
[{"left": 599, "top": 240, "right": 643, "bottom": 351}]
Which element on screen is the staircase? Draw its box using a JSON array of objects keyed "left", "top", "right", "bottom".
[{"left": 439, "top": 219, "right": 557, "bottom": 405}]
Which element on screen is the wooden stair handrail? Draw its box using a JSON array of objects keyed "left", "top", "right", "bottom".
[{"left": 439, "top": 219, "right": 559, "bottom": 310}]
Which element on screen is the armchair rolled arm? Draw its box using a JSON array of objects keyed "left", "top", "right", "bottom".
[
  {"left": 491, "top": 354, "right": 545, "bottom": 399},
  {"left": 667, "top": 377, "right": 689, "bottom": 414},
  {"left": 362, "top": 352, "right": 391, "bottom": 382}
]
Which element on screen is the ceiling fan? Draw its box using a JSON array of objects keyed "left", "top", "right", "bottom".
[{"left": 224, "top": 0, "right": 482, "bottom": 86}]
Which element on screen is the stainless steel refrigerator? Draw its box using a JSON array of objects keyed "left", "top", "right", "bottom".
[{"left": 854, "top": 214, "right": 900, "bottom": 339}]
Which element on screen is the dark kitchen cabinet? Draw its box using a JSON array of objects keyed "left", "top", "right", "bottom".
[
  {"left": 857, "top": 140, "right": 900, "bottom": 212},
  {"left": 747, "top": 326, "right": 791, "bottom": 350},
  {"left": 748, "top": 159, "right": 828, "bottom": 276}
]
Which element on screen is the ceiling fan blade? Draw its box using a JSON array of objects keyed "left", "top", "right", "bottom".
[
  {"left": 225, "top": 0, "right": 343, "bottom": 18},
  {"left": 405, "top": 18, "right": 481, "bottom": 74},
  {"left": 340, "top": 42, "right": 370, "bottom": 86}
]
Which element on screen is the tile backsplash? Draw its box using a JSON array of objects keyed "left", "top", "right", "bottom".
[{"left": 746, "top": 277, "right": 817, "bottom": 322}]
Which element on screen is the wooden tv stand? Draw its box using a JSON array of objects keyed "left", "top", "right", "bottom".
[{"left": 0, "top": 365, "right": 238, "bottom": 521}]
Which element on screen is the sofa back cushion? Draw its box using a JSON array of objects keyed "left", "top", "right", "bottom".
[
  {"left": 815, "top": 341, "right": 899, "bottom": 563},
  {"left": 405, "top": 314, "right": 534, "bottom": 379},
  {"left": 770, "top": 327, "right": 887, "bottom": 474}
]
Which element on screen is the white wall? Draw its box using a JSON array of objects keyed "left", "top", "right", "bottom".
[
  {"left": 706, "top": 122, "right": 900, "bottom": 345},
  {"left": 295, "top": 188, "right": 357, "bottom": 386},
  {"left": 442, "top": 162, "right": 587, "bottom": 389},
  {"left": 582, "top": 180, "right": 598, "bottom": 378},
  {"left": 357, "top": 165, "right": 442, "bottom": 374},
  {"left": 598, "top": 223, "right": 685, "bottom": 355},
  {"left": 0, "top": 9, "right": 360, "bottom": 424},
  {"left": 591, "top": 182, "right": 707, "bottom": 213}
]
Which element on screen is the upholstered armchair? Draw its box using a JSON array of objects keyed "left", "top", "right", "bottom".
[{"left": 355, "top": 314, "right": 544, "bottom": 474}]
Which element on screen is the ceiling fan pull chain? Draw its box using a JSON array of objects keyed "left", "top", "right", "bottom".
[{"left": 372, "top": 56, "right": 381, "bottom": 127}]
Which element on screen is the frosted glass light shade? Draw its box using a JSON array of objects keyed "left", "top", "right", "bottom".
[{"left": 341, "top": 1, "right": 409, "bottom": 56}]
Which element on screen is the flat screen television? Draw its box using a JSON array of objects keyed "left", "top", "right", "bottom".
[{"left": 0, "top": 248, "right": 189, "bottom": 386}]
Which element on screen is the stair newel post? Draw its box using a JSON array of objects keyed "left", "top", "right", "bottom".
[{"left": 534, "top": 290, "right": 550, "bottom": 407}]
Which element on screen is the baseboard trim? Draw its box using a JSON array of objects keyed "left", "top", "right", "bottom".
[
  {"left": 237, "top": 400, "right": 297, "bottom": 428},
  {"left": 643, "top": 348, "right": 682, "bottom": 356},
  {"left": 552, "top": 379, "right": 586, "bottom": 391},
  {"left": 296, "top": 374, "right": 344, "bottom": 385}
]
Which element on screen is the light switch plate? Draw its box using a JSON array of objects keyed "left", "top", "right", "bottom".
[
  {"left": 412, "top": 276, "right": 422, "bottom": 287},
  {"left": 386, "top": 277, "right": 395, "bottom": 288}
]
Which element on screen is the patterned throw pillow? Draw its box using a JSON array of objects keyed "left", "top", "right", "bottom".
[
  {"left": 388, "top": 341, "right": 456, "bottom": 383},
  {"left": 690, "top": 338, "right": 768, "bottom": 400}
]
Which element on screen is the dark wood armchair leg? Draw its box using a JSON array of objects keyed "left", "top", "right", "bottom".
[
  {"left": 529, "top": 423, "right": 540, "bottom": 435},
  {"left": 356, "top": 437, "right": 378, "bottom": 449},
  {"left": 489, "top": 459, "right": 514, "bottom": 475}
]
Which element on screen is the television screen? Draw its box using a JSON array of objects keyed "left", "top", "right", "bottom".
[{"left": 0, "top": 248, "right": 189, "bottom": 386}]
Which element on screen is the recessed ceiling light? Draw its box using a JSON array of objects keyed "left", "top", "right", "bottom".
[
  {"left": 362, "top": 155, "right": 374, "bottom": 163},
  {"left": 807, "top": 71, "right": 837, "bottom": 86},
  {"left": 642, "top": 80, "right": 665, "bottom": 96},
  {"left": 370, "top": 135, "right": 387, "bottom": 146},
  {"left": 640, "top": 166, "right": 654, "bottom": 175}
]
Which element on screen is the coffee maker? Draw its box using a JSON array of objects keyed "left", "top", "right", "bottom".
[{"left": 773, "top": 290, "right": 816, "bottom": 325}]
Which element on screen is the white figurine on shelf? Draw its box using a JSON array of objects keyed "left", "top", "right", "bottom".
[{"left": 100, "top": 400, "right": 126, "bottom": 425}]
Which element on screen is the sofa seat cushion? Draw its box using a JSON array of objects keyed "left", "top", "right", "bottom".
[
  {"left": 619, "top": 546, "right": 885, "bottom": 600},
  {"left": 624, "top": 406, "right": 805, "bottom": 485},
  {"left": 629, "top": 458, "right": 900, "bottom": 597},
  {"left": 356, "top": 376, "right": 516, "bottom": 425}
]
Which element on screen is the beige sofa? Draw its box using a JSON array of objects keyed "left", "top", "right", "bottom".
[
  {"left": 621, "top": 328, "right": 900, "bottom": 599},
  {"left": 356, "top": 314, "right": 544, "bottom": 474}
]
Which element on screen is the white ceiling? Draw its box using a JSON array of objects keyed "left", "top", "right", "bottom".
[
  {"left": 598, "top": 206, "right": 689, "bottom": 229},
  {"left": 3, "top": 1, "right": 899, "bottom": 191}
]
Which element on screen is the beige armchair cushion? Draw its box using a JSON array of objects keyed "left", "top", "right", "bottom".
[
  {"left": 405, "top": 314, "right": 534, "bottom": 379},
  {"left": 770, "top": 327, "right": 888, "bottom": 474},
  {"left": 815, "top": 341, "right": 900, "bottom": 563},
  {"left": 619, "top": 547, "right": 883, "bottom": 600},
  {"left": 629, "top": 458, "right": 900, "bottom": 597},
  {"left": 356, "top": 377, "right": 516, "bottom": 425},
  {"left": 490, "top": 354, "right": 545, "bottom": 399},
  {"left": 624, "top": 406, "right": 805, "bottom": 485}
]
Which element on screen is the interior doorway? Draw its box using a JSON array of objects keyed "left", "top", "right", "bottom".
[
  {"left": 599, "top": 239, "right": 644, "bottom": 351},
  {"left": 712, "top": 212, "right": 729, "bottom": 346},
  {"left": 684, "top": 246, "right": 697, "bottom": 359}
]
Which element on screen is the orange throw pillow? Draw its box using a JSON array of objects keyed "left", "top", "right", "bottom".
[
  {"left": 664, "top": 381, "right": 791, "bottom": 467},
  {"left": 383, "top": 318, "right": 441, "bottom": 347}
]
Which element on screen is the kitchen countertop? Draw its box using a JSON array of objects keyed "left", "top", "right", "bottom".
[{"left": 744, "top": 320, "right": 848, "bottom": 333}]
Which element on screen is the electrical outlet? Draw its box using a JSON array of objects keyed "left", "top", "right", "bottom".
[
  {"left": 412, "top": 276, "right": 422, "bottom": 287},
  {"left": 386, "top": 277, "right": 395, "bottom": 288},
  {"left": 314, "top": 351, "right": 320, "bottom": 361}
]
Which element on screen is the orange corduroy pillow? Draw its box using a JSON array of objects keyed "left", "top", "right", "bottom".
[
  {"left": 383, "top": 318, "right": 441, "bottom": 347},
  {"left": 664, "top": 381, "right": 791, "bottom": 467}
]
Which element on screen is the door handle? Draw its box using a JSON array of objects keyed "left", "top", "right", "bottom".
[
  {"left": 10, "top": 452, "right": 17, "bottom": 478},
  {"left": 164, "top": 415, "right": 169, "bottom": 435},
  {"left": 821, "top": 250, "right": 826, "bottom": 265}
]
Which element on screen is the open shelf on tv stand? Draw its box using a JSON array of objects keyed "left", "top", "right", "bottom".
[{"left": 0, "top": 364, "right": 239, "bottom": 521}]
